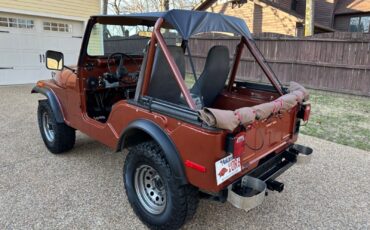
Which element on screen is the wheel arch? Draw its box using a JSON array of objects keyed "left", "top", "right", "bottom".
[
  {"left": 32, "top": 86, "right": 64, "bottom": 123},
  {"left": 118, "top": 119, "right": 188, "bottom": 185}
]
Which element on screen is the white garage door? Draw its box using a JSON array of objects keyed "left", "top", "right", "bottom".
[{"left": 0, "top": 14, "right": 83, "bottom": 85}]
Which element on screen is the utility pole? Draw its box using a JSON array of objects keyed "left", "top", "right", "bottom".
[
  {"left": 304, "top": 0, "right": 314, "bottom": 36},
  {"left": 102, "top": 0, "right": 108, "bottom": 15}
]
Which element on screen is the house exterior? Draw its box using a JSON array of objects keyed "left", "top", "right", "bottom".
[
  {"left": 194, "top": 0, "right": 370, "bottom": 36},
  {"left": 334, "top": 0, "right": 370, "bottom": 32},
  {"left": 0, "top": 0, "right": 101, "bottom": 84}
]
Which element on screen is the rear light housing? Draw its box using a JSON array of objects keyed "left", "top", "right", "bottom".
[
  {"left": 303, "top": 103, "right": 311, "bottom": 122},
  {"left": 297, "top": 103, "right": 311, "bottom": 122},
  {"left": 225, "top": 132, "right": 246, "bottom": 158}
]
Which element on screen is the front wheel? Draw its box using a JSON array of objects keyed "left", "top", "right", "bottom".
[
  {"left": 37, "top": 100, "right": 75, "bottom": 153},
  {"left": 123, "top": 141, "right": 199, "bottom": 230}
]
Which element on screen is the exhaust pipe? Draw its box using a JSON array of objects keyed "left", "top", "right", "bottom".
[{"left": 266, "top": 180, "right": 284, "bottom": 192}]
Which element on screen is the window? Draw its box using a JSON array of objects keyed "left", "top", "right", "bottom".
[
  {"left": 18, "top": 19, "right": 27, "bottom": 28},
  {"left": 0, "top": 17, "right": 7, "bottom": 27},
  {"left": 87, "top": 24, "right": 153, "bottom": 56},
  {"left": 349, "top": 16, "right": 370, "bottom": 33},
  {"left": 43, "top": 22, "right": 72, "bottom": 32},
  {"left": 8, "top": 18, "right": 17, "bottom": 28},
  {"left": 0, "top": 17, "right": 34, "bottom": 29}
]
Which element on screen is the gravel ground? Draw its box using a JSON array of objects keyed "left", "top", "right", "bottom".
[{"left": 0, "top": 84, "right": 369, "bottom": 230}]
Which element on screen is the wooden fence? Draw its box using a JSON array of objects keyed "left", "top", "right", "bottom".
[
  {"left": 105, "top": 32, "right": 370, "bottom": 96},
  {"left": 187, "top": 32, "right": 370, "bottom": 96}
]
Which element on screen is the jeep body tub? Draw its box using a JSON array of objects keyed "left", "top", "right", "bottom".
[{"left": 32, "top": 10, "right": 312, "bottom": 229}]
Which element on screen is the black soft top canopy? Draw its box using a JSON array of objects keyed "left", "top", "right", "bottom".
[{"left": 93, "top": 9, "right": 252, "bottom": 40}]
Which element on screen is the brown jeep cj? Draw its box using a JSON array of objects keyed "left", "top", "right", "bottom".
[{"left": 32, "top": 10, "right": 313, "bottom": 230}]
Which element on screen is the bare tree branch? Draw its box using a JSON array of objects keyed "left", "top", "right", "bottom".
[{"left": 108, "top": 0, "right": 202, "bottom": 14}]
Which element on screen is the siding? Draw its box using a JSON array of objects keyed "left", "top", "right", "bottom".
[
  {"left": 0, "top": 0, "right": 100, "bottom": 20},
  {"left": 295, "top": 0, "right": 335, "bottom": 27},
  {"left": 294, "top": 0, "right": 305, "bottom": 15},
  {"left": 314, "top": 0, "right": 335, "bottom": 27},
  {"left": 271, "top": 0, "right": 293, "bottom": 11},
  {"left": 206, "top": 1, "right": 301, "bottom": 36},
  {"left": 334, "top": 13, "right": 370, "bottom": 31},
  {"left": 334, "top": 14, "right": 351, "bottom": 31}
]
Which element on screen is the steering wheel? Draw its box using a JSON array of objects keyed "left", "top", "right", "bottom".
[{"left": 106, "top": 52, "right": 135, "bottom": 82}]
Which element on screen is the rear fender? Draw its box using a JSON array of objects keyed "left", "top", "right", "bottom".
[
  {"left": 31, "top": 86, "right": 64, "bottom": 123},
  {"left": 118, "top": 119, "right": 188, "bottom": 185}
]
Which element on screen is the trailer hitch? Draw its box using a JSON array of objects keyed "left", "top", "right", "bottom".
[{"left": 266, "top": 179, "right": 284, "bottom": 192}]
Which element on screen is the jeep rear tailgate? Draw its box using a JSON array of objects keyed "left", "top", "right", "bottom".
[{"left": 239, "top": 106, "right": 298, "bottom": 171}]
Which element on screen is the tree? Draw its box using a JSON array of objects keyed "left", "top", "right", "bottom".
[
  {"left": 163, "top": 0, "right": 169, "bottom": 10},
  {"left": 102, "top": 0, "right": 108, "bottom": 14},
  {"left": 107, "top": 0, "right": 202, "bottom": 14}
]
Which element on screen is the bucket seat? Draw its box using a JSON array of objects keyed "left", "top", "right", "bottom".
[{"left": 191, "top": 45, "right": 230, "bottom": 107}]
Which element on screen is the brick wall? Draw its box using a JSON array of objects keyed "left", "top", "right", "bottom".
[{"left": 206, "top": 0, "right": 301, "bottom": 36}]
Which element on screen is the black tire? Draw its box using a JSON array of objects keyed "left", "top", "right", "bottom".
[
  {"left": 37, "top": 99, "right": 75, "bottom": 154},
  {"left": 123, "top": 141, "right": 199, "bottom": 230}
]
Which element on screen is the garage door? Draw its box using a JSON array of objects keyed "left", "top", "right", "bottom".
[{"left": 0, "top": 14, "right": 83, "bottom": 85}]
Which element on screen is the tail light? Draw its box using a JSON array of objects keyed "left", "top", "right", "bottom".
[
  {"left": 303, "top": 104, "right": 311, "bottom": 122},
  {"left": 225, "top": 132, "right": 246, "bottom": 158}
]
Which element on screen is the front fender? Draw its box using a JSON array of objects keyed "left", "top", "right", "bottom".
[
  {"left": 31, "top": 86, "right": 64, "bottom": 123},
  {"left": 118, "top": 119, "right": 188, "bottom": 185}
]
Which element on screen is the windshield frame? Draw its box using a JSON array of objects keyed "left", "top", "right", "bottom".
[{"left": 85, "top": 22, "right": 154, "bottom": 58}]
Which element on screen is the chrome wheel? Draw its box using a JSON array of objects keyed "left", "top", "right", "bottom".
[
  {"left": 42, "top": 112, "right": 55, "bottom": 142},
  {"left": 134, "top": 165, "right": 166, "bottom": 215}
]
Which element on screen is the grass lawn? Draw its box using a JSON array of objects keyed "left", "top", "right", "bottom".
[{"left": 300, "top": 90, "right": 370, "bottom": 151}]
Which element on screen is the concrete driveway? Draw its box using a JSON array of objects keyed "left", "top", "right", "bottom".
[{"left": 0, "top": 85, "right": 369, "bottom": 229}]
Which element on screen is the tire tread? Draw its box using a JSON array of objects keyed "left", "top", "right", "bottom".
[
  {"left": 37, "top": 100, "right": 75, "bottom": 153},
  {"left": 124, "top": 141, "right": 199, "bottom": 230}
]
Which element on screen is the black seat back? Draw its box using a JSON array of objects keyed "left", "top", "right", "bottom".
[
  {"left": 147, "top": 46, "right": 185, "bottom": 104},
  {"left": 191, "top": 46, "right": 230, "bottom": 107}
]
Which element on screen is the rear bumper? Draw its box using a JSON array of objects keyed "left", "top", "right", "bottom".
[
  {"left": 248, "top": 144, "right": 313, "bottom": 182},
  {"left": 247, "top": 149, "right": 295, "bottom": 182},
  {"left": 227, "top": 144, "right": 313, "bottom": 212}
]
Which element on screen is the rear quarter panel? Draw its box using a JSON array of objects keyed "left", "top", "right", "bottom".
[{"left": 111, "top": 103, "right": 299, "bottom": 193}]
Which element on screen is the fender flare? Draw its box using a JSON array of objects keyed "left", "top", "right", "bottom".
[
  {"left": 31, "top": 86, "right": 64, "bottom": 123},
  {"left": 118, "top": 119, "right": 188, "bottom": 185}
]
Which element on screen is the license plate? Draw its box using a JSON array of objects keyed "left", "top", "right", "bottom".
[{"left": 215, "top": 155, "right": 241, "bottom": 185}]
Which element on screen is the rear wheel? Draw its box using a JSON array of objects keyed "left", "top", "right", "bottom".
[
  {"left": 123, "top": 141, "right": 199, "bottom": 229},
  {"left": 37, "top": 100, "right": 75, "bottom": 153}
]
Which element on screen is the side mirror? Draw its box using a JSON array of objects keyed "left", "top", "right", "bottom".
[{"left": 45, "top": 50, "right": 64, "bottom": 71}]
